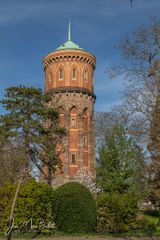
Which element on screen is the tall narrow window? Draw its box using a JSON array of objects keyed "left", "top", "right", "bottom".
[
  {"left": 59, "top": 68, "right": 63, "bottom": 80},
  {"left": 72, "top": 68, "right": 76, "bottom": 79},
  {"left": 49, "top": 72, "right": 52, "bottom": 83},
  {"left": 71, "top": 153, "right": 76, "bottom": 164},
  {"left": 84, "top": 136, "right": 87, "bottom": 146},
  {"left": 71, "top": 117, "right": 76, "bottom": 128},
  {"left": 84, "top": 70, "right": 88, "bottom": 81}
]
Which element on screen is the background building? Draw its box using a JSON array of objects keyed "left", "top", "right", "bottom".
[{"left": 43, "top": 24, "right": 96, "bottom": 186}]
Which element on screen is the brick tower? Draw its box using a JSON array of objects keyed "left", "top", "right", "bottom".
[{"left": 43, "top": 23, "right": 96, "bottom": 186}]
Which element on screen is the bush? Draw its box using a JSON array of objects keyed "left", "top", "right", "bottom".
[
  {"left": 0, "top": 182, "right": 16, "bottom": 231},
  {"left": 0, "top": 179, "right": 54, "bottom": 232},
  {"left": 52, "top": 182, "right": 96, "bottom": 233},
  {"left": 14, "top": 179, "right": 54, "bottom": 227},
  {"left": 144, "top": 210, "right": 160, "bottom": 217},
  {"left": 96, "top": 192, "right": 139, "bottom": 233}
]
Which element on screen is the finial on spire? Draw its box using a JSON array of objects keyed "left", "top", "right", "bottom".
[{"left": 68, "top": 21, "right": 71, "bottom": 41}]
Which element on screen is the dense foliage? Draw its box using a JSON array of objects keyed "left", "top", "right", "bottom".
[
  {"left": 52, "top": 182, "right": 96, "bottom": 233},
  {"left": 96, "top": 124, "right": 145, "bottom": 233},
  {"left": 0, "top": 182, "right": 16, "bottom": 231},
  {"left": 0, "top": 86, "right": 65, "bottom": 185},
  {"left": 14, "top": 179, "right": 54, "bottom": 227},
  {"left": 97, "top": 124, "right": 146, "bottom": 194},
  {"left": 96, "top": 193, "right": 139, "bottom": 233},
  {"left": 0, "top": 179, "right": 54, "bottom": 232}
]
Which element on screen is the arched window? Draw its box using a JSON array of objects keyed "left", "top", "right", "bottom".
[
  {"left": 59, "top": 68, "right": 63, "bottom": 80},
  {"left": 70, "top": 106, "right": 78, "bottom": 128},
  {"left": 72, "top": 68, "right": 76, "bottom": 79},
  {"left": 69, "top": 107, "right": 78, "bottom": 152}
]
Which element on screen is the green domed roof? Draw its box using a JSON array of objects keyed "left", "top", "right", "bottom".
[
  {"left": 56, "top": 22, "right": 83, "bottom": 51},
  {"left": 56, "top": 40, "right": 83, "bottom": 50}
]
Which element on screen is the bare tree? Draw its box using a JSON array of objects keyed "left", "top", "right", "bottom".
[
  {"left": 107, "top": 17, "right": 160, "bottom": 206},
  {"left": 0, "top": 138, "right": 26, "bottom": 186},
  {"left": 108, "top": 17, "right": 160, "bottom": 141}
]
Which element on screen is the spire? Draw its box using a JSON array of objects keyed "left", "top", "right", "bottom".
[
  {"left": 56, "top": 22, "right": 83, "bottom": 50},
  {"left": 68, "top": 21, "right": 71, "bottom": 41}
]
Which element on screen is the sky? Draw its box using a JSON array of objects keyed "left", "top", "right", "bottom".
[{"left": 0, "top": 0, "right": 160, "bottom": 114}]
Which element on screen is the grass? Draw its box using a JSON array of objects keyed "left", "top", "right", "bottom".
[{"left": 143, "top": 210, "right": 160, "bottom": 236}]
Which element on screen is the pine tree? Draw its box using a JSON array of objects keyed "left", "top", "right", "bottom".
[
  {"left": 0, "top": 85, "right": 65, "bottom": 240},
  {"left": 0, "top": 85, "right": 65, "bottom": 183}
]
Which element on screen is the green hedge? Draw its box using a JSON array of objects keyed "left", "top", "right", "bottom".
[
  {"left": 53, "top": 182, "right": 96, "bottom": 233},
  {"left": 96, "top": 192, "right": 139, "bottom": 233}
]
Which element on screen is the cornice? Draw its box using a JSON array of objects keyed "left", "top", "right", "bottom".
[{"left": 43, "top": 51, "right": 96, "bottom": 71}]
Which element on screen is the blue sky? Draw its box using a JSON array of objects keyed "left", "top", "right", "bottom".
[{"left": 0, "top": 0, "right": 160, "bottom": 114}]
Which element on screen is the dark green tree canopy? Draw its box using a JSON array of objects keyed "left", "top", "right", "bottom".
[{"left": 0, "top": 85, "right": 65, "bottom": 184}]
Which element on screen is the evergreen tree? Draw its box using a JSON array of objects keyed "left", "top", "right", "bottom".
[
  {"left": 0, "top": 86, "right": 65, "bottom": 240},
  {"left": 96, "top": 124, "right": 146, "bottom": 232},
  {"left": 0, "top": 85, "right": 65, "bottom": 183},
  {"left": 97, "top": 124, "right": 146, "bottom": 194}
]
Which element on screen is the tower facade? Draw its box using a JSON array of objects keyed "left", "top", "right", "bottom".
[{"left": 43, "top": 24, "right": 96, "bottom": 186}]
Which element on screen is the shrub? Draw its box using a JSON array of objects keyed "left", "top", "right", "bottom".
[
  {"left": 96, "top": 192, "right": 139, "bottom": 233},
  {"left": 0, "top": 182, "right": 16, "bottom": 231},
  {"left": 14, "top": 179, "right": 54, "bottom": 227},
  {"left": 0, "top": 179, "right": 54, "bottom": 232},
  {"left": 52, "top": 182, "right": 96, "bottom": 233}
]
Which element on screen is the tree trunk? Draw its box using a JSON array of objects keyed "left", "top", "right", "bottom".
[
  {"left": 7, "top": 177, "right": 22, "bottom": 240},
  {"left": 47, "top": 162, "right": 52, "bottom": 186}
]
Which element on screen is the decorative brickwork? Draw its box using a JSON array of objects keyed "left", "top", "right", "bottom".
[{"left": 43, "top": 34, "right": 96, "bottom": 187}]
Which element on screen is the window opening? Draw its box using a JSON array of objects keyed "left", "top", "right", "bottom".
[
  {"left": 72, "top": 68, "right": 76, "bottom": 79},
  {"left": 71, "top": 153, "right": 76, "bottom": 164},
  {"left": 59, "top": 68, "right": 63, "bottom": 80},
  {"left": 49, "top": 73, "right": 52, "bottom": 83},
  {"left": 84, "top": 70, "right": 88, "bottom": 81},
  {"left": 84, "top": 136, "right": 87, "bottom": 146},
  {"left": 71, "top": 117, "right": 76, "bottom": 127}
]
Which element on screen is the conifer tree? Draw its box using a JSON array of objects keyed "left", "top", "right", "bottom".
[
  {"left": 0, "top": 85, "right": 65, "bottom": 240},
  {"left": 0, "top": 85, "right": 65, "bottom": 183},
  {"left": 97, "top": 124, "right": 146, "bottom": 194}
]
